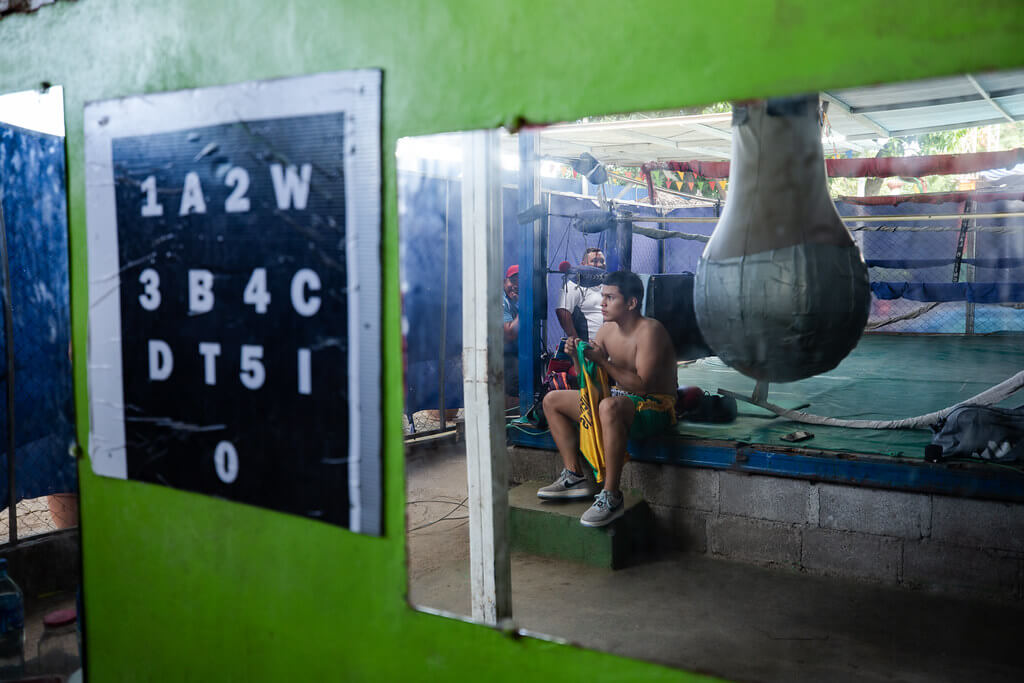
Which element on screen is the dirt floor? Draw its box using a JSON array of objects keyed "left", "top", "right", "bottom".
[
  {"left": 405, "top": 438, "right": 1024, "bottom": 683},
  {"left": 406, "top": 437, "right": 471, "bottom": 584},
  {"left": 23, "top": 590, "right": 80, "bottom": 678}
]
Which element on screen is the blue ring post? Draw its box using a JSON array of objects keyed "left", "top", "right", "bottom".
[{"left": 517, "top": 133, "right": 541, "bottom": 415}]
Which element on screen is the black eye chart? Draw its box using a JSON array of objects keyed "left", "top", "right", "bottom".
[{"left": 84, "top": 71, "right": 382, "bottom": 535}]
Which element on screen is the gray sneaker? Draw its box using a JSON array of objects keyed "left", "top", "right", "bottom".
[
  {"left": 580, "top": 490, "right": 624, "bottom": 527},
  {"left": 537, "top": 468, "right": 597, "bottom": 500}
]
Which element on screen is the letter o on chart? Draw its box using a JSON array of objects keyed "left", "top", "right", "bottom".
[{"left": 214, "top": 441, "right": 239, "bottom": 484}]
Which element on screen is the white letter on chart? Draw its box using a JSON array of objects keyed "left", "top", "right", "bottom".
[
  {"left": 198, "top": 342, "right": 221, "bottom": 386},
  {"left": 298, "top": 348, "right": 312, "bottom": 395},
  {"left": 243, "top": 268, "right": 271, "bottom": 314},
  {"left": 269, "top": 163, "right": 312, "bottom": 210},
  {"left": 239, "top": 345, "right": 265, "bottom": 390},
  {"left": 224, "top": 166, "right": 251, "bottom": 213},
  {"left": 290, "top": 268, "right": 321, "bottom": 317},
  {"left": 189, "top": 269, "right": 215, "bottom": 314},
  {"left": 138, "top": 268, "right": 161, "bottom": 311},
  {"left": 148, "top": 340, "right": 173, "bottom": 381},
  {"left": 140, "top": 175, "right": 164, "bottom": 217},
  {"left": 178, "top": 171, "right": 208, "bottom": 216},
  {"left": 214, "top": 441, "right": 239, "bottom": 484}
]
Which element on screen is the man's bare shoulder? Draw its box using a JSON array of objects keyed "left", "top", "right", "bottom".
[
  {"left": 639, "top": 316, "right": 677, "bottom": 357},
  {"left": 638, "top": 316, "right": 671, "bottom": 340}
]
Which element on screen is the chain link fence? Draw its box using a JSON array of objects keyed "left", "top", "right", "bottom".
[
  {"left": 843, "top": 197, "right": 1024, "bottom": 334},
  {"left": 856, "top": 227, "right": 969, "bottom": 334}
]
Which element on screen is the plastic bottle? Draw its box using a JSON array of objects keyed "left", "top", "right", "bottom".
[{"left": 0, "top": 558, "right": 25, "bottom": 677}]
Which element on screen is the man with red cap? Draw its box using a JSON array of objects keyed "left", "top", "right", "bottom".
[{"left": 502, "top": 265, "right": 520, "bottom": 398}]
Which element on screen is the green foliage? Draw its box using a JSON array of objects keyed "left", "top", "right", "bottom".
[
  {"left": 828, "top": 176, "right": 861, "bottom": 198},
  {"left": 875, "top": 128, "right": 971, "bottom": 158},
  {"left": 827, "top": 123, "right": 1024, "bottom": 198},
  {"left": 917, "top": 129, "right": 971, "bottom": 155}
]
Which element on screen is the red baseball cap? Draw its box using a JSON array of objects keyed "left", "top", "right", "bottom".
[{"left": 505, "top": 264, "right": 519, "bottom": 279}]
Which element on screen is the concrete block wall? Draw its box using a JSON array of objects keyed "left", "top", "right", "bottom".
[{"left": 509, "top": 446, "right": 1024, "bottom": 601}]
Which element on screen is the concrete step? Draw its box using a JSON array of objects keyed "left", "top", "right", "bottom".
[{"left": 508, "top": 482, "right": 654, "bottom": 569}]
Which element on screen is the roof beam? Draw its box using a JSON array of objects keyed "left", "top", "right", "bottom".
[
  {"left": 821, "top": 91, "right": 891, "bottom": 139},
  {"left": 618, "top": 129, "right": 682, "bottom": 150},
  {"left": 689, "top": 122, "right": 733, "bottom": 141},
  {"left": 837, "top": 85, "right": 1024, "bottom": 115},
  {"left": 834, "top": 136, "right": 872, "bottom": 153},
  {"left": 845, "top": 117, "right": 1010, "bottom": 141},
  {"left": 617, "top": 129, "right": 727, "bottom": 158},
  {"left": 964, "top": 74, "right": 1017, "bottom": 123},
  {"left": 546, "top": 112, "right": 731, "bottom": 134}
]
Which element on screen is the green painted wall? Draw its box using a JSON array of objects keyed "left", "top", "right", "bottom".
[{"left": 1, "top": 0, "right": 1022, "bottom": 680}]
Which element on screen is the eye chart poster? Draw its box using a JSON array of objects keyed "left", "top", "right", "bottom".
[{"left": 84, "top": 71, "right": 382, "bottom": 535}]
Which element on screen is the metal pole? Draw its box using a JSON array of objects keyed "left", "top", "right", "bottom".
[
  {"left": 517, "top": 132, "right": 542, "bottom": 415},
  {"left": 964, "top": 201, "right": 978, "bottom": 334},
  {"left": 0, "top": 192, "right": 17, "bottom": 545},
  {"left": 657, "top": 207, "right": 666, "bottom": 274},
  {"left": 540, "top": 191, "right": 550, "bottom": 353},
  {"left": 952, "top": 200, "right": 972, "bottom": 283},
  {"left": 613, "top": 212, "right": 633, "bottom": 272},
  {"left": 437, "top": 180, "right": 449, "bottom": 431},
  {"left": 592, "top": 211, "right": 1024, "bottom": 225},
  {"left": 461, "top": 129, "right": 511, "bottom": 626}
]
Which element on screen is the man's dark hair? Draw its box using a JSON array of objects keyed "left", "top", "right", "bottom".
[
  {"left": 602, "top": 270, "right": 644, "bottom": 308},
  {"left": 584, "top": 247, "right": 603, "bottom": 256}
]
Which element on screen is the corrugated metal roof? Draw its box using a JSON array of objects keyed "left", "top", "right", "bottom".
[
  {"left": 823, "top": 69, "right": 1024, "bottom": 140},
  {"left": 536, "top": 112, "right": 735, "bottom": 165},
  {"left": 527, "top": 69, "right": 1024, "bottom": 168}
]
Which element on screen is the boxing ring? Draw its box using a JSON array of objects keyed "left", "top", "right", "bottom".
[
  {"left": 510, "top": 332, "right": 1024, "bottom": 502},
  {"left": 399, "top": 144, "right": 1024, "bottom": 502},
  {"left": 506, "top": 181, "right": 1024, "bottom": 503},
  {"left": 676, "top": 334, "right": 1023, "bottom": 458}
]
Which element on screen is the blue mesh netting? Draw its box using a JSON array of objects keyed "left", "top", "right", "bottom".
[
  {"left": 0, "top": 122, "right": 76, "bottom": 511},
  {"left": 971, "top": 198, "right": 1024, "bottom": 333},
  {"left": 838, "top": 198, "right": 1024, "bottom": 333},
  {"left": 628, "top": 204, "right": 662, "bottom": 275},
  {"left": 401, "top": 168, "right": 611, "bottom": 415},
  {"left": 399, "top": 171, "right": 464, "bottom": 414},
  {"left": 663, "top": 205, "right": 718, "bottom": 274}
]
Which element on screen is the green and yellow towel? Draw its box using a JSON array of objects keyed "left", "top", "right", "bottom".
[{"left": 575, "top": 341, "right": 624, "bottom": 483}]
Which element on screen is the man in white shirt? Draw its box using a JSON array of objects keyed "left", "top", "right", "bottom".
[{"left": 555, "top": 247, "right": 606, "bottom": 342}]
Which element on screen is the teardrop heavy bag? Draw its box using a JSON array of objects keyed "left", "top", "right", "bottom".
[{"left": 693, "top": 95, "right": 870, "bottom": 382}]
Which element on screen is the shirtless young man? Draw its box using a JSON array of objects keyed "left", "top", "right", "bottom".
[{"left": 539, "top": 270, "right": 678, "bottom": 527}]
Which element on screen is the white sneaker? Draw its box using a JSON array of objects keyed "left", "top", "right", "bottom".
[
  {"left": 536, "top": 468, "right": 598, "bottom": 500},
  {"left": 579, "top": 490, "right": 624, "bottom": 527}
]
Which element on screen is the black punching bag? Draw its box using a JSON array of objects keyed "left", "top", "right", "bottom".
[{"left": 693, "top": 95, "right": 870, "bottom": 383}]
